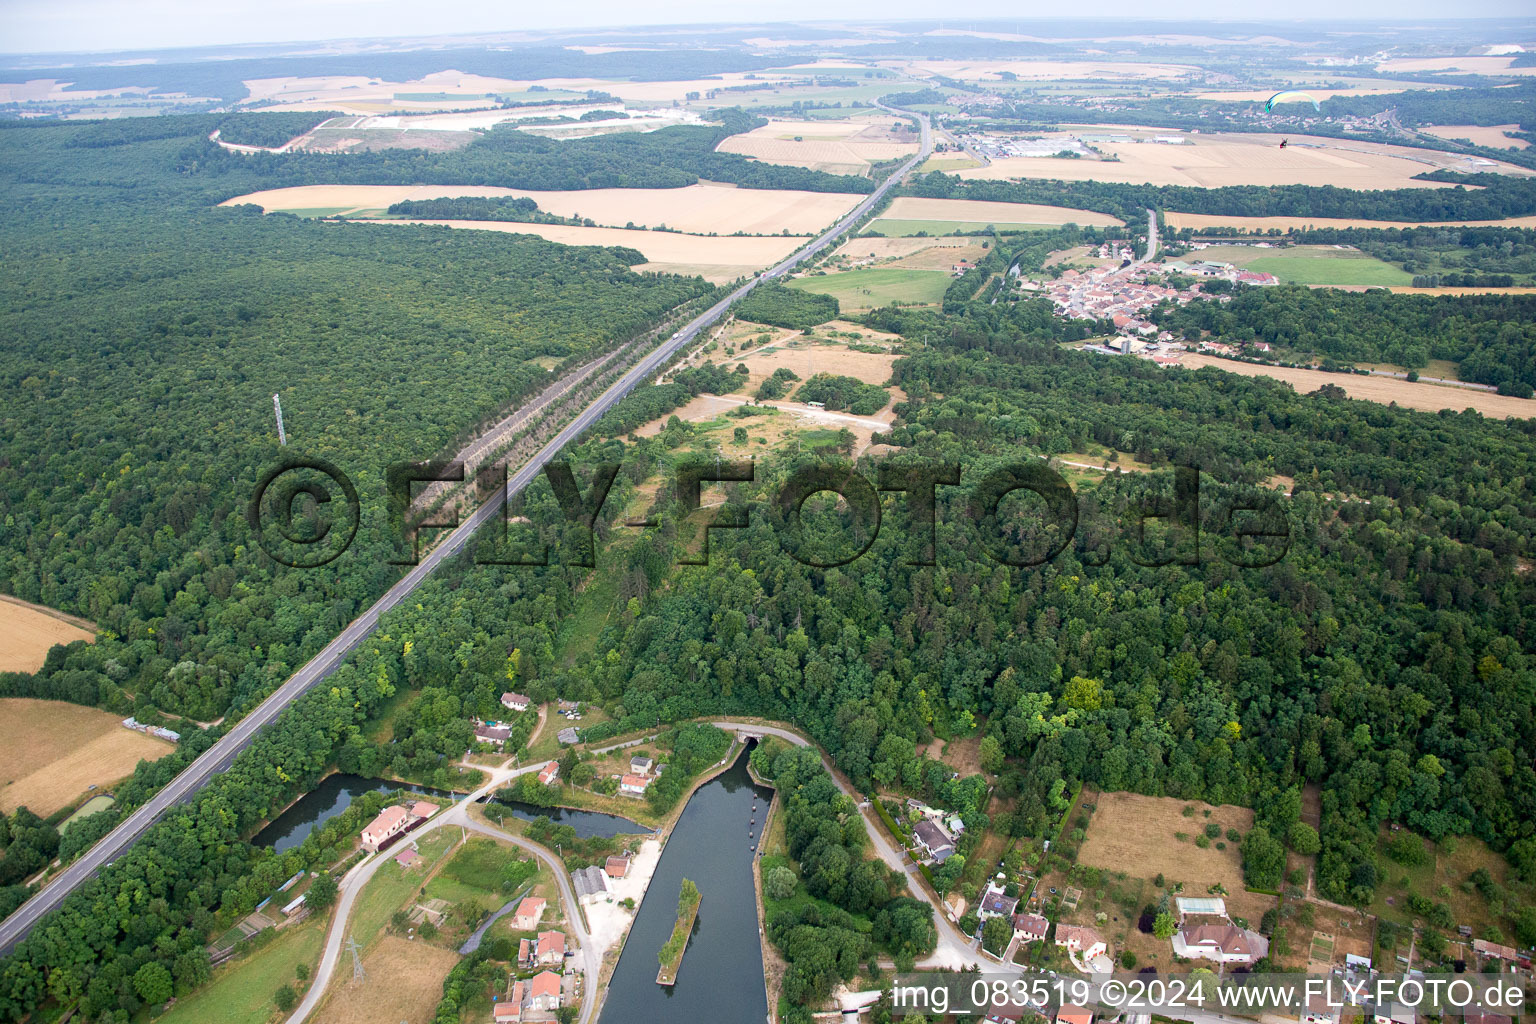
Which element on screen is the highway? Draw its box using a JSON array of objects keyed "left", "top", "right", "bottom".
[{"left": 0, "top": 108, "right": 932, "bottom": 957}]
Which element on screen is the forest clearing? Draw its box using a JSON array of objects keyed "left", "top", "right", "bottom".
[
  {"left": 1077, "top": 791, "right": 1255, "bottom": 898},
  {"left": 0, "top": 699, "right": 174, "bottom": 815},
  {"left": 0, "top": 595, "right": 93, "bottom": 673}
]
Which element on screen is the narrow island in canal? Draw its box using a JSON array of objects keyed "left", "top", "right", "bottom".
[{"left": 655, "top": 877, "right": 701, "bottom": 985}]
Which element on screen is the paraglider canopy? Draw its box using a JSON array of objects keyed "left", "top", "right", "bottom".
[{"left": 1265, "top": 90, "right": 1320, "bottom": 113}]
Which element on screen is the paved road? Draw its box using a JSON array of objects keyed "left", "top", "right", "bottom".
[
  {"left": 709, "top": 722, "right": 984, "bottom": 970},
  {"left": 1140, "top": 208, "right": 1159, "bottom": 264},
  {"left": 288, "top": 757, "right": 606, "bottom": 1024},
  {"left": 0, "top": 109, "right": 932, "bottom": 958}
]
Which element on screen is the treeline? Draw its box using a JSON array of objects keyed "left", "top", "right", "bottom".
[
  {"left": 383, "top": 196, "right": 585, "bottom": 225},
  {"left": 733, "top": 283, "right": 840, "bottom": 329},
  {"left": 910, "top": 168, "right": 1536, "bottom": 223},
  {"left": 756, "top": 743, "right": 935, "bottom": 1019},
  {"left": 1149, "top": 286, "right": 1536, "bottom": 393}
]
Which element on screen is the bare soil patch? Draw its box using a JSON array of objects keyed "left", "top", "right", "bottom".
[
  {"left": 0, "top": 595, "right": 94, "bottom": 673},
  {"left": 311, "top": 935, "right": 458, "bottom": 1024},
  {"left": 728, "top": 340, "right": 897, "bottom": 396},
  {"left": 0, "top": 698, "right": 173, "bottom": 814},
  {"left": 1176, "top": 352, "right": 1536, "bottom": 419},
  {"left": 1078, "top": 791, "right": 1254, "bottom": 897}
]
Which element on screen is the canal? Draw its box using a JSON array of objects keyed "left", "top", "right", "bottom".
[
  {"left": 598, "top": 749, "right": 772, "bottom": 1024},
  {"left": 253, "top": 773, "right": 643, "bottom": 853}
]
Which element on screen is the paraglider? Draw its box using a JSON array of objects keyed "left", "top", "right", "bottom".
[
  {"left": 1279, "top": 138, "right": 1289, "bottom": 149},
  {"left": 1265, "top": 90, "right": 1320, "bottom": 113}
]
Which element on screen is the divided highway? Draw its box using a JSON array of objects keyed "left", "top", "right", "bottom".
[{"left": 0, "top": 109, "right": 932, "bottom": 956}]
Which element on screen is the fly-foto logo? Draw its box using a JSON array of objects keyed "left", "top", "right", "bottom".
[{"left": 246, "top": 458, "right": 1291, "bottom": 570}]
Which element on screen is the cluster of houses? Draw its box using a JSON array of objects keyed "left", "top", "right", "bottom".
[
  {"left": 359, "top": 800, "right": 437, "bottom": 852},
  {"left": 492, "top": 970, "right": 563, "bottom": 1022},
  {"left": 471, "top": 692, "right": 534, "bottom": 749},
  {"left": 1169, "top": 896, "right": 1269, "bottom": 966},
  {"left": 906, "top": 800, "right": 965, "bottom": 864},
  {"left": 1045, "top": 263, "right": 1194, "bottom": 345}
]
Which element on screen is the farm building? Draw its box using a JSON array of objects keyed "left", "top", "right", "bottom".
[
  {"left": 1473, "top": 938, "right": 1518, "bottom": 962},
  {"left": 573, "top": 865, "right": 609, "bottom": 903},
  {"left": 497, "top": 982, "right": 524, "bottom": 1022},
  {"left": 558, "top": 727, "right": 580, "bottom": 745},
  {"left": 606, "top": 854, "right": 631, "bottom": 879}
]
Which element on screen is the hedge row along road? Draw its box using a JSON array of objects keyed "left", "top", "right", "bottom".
[{"left": 0, "top": 107, "right": 932, "bottom": 956}]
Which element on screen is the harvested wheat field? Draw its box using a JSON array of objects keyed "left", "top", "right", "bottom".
[
  {"left": 1379, "top": 55, "right": 1536, "bottom": 76},
  {"left": 718, "top": 119, "right": 918, "bottom": 175},
  {"left": 891, "top": 59, "right": 1197, "bottom": 82},
  {"left": 880, "top": 196, "right": 1122, "bottom": 228},
  {"left": 355, "top": 220, "right": 806, "bottom": 281},
  {"left": 1, "top": 595, "right": 94, "bottom": 673},
  {"left": 1078, "top": 791, "right": 1254, "bottom": 895},
  {"left": 1194, "top": 83, "right": 1459, "bottom": 102},
  {"left": 956, "top": 132, "right": 1530, "bottom": 189},
  {"left": 1421, "top": 124, "right": 1530, "bottom": 149},
  {"left": 1176, "top": 353, "right": 1536, "bottom": 419},
  {"left": 224, "top": 181, "right": 860, "bottom": 235},
  {"left": 833, "top": 235, "right": 973, "bottom": 261},
  {"left": 1165, "top": 211, "right": 1536, "bottom": 232},
  {"left": 731, "top": 340, "right": 897, "bottom": 395},
  {"left": 0, "top": 698, "right": 173, "bottom": 815},
  {"left": 312, "top": 936, "right": 458, "bottom": 1024}
]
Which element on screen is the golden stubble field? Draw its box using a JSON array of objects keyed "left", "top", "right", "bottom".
[
  {"left": 223, "top": 181, "right": 860, "bottom": 235},
  {"left": 1176, "top": 352, "right": 1536, "bottom": 419},
  {"left": 1, "top": 595, "right": 94, "bottom": 673},
  {"left": 716, "top": 118, "right": 918, "bottom": 175},
  {"left": 1421, "top": 124, "right": 1530, "bottom": 150},
  {"left": 0, "top": 698, "right": 174, "bottom": 815},
  {"left": 358, "top": 220, "right": 808, "bottom": 281},
  {"left": 955, "top": 132, "right": 1531, "bottom": 189},
  {"left": 1166, "top": 211, "right": 1536, "bottom": 232},
  {"left": 879, "top": 196, "right": 1123, "bottom": 228},
  {"left": 1078, "top": 791, "right": 1255, "bottom": 897},
  {"left": 311, "top": 936, "right": 459, "bottom": 1024}
]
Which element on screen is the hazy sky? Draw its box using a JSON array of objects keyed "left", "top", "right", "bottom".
[{"left": 3, "top": 0, "right": 1532, "bottom": 55}]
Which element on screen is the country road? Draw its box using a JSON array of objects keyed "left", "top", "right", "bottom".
[
  {"left": 284, "top": 757, "right": 609, "bottom": 1024},
  {"left": 0, "top": 108, "right": 932, "bottom": 957},
  {"left": 709, "top": 722, "right": 985, "bottom": 970}
]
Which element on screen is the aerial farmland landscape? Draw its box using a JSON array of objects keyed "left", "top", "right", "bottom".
[{"left": 2, "top": 4, "right": 1536, "bottom": 1024}]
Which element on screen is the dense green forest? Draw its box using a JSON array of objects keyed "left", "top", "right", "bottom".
[
  {"left": 733, "top": 283, "right": 841, "bottom": 328},
  {"left": 179, "top": 108, "right": 874, "bottom": 194},
  {"left": 382, "top": 195, "right": 587, "bottom": 225},
  {"left": 4, "top": 91, "right": 1536, "bottom": 1024},
  {"left": 909, "top": 168, "right": 1536, "bottom": 223},
  {"left": 0, "top": 117, "right": 713, "bottom": 725},
  {"left": 1149, "top": 287, "right": 1536, "bottom": 394}
]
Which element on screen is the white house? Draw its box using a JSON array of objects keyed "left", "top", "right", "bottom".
[
  {"left": 500, "top": 691, "right": 530, "bottom": 712},
  {"left": 1174, "top": 923, "right": 1267, "bottom": 964},
  {"left": 1055, "top": 924, "right": 1107, "bottom": 960}
]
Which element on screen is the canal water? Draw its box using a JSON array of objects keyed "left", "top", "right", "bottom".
[
  {"left": 598, "top": 749, "right": 772, "bottom": 1024},
  {"left": 252, "top": 773, "right": 643, "bottom": 853}
]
